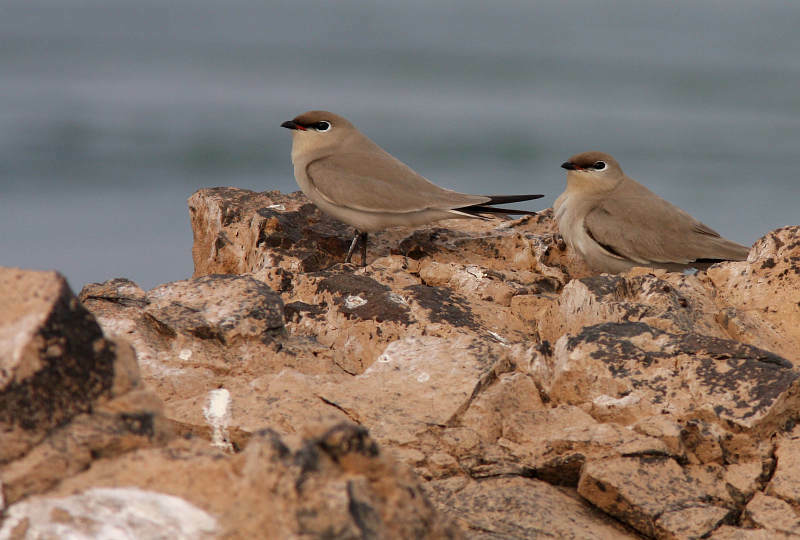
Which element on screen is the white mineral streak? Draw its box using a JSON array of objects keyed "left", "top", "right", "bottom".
[{"left": 203, "top": 388, "right": 233, "bottom": 452}]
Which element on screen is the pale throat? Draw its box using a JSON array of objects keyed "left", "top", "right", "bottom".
[{"left": 565, "top": 172, "right": 616, "bottom": 197}]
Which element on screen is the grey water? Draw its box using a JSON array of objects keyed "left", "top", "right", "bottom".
[{"left": 2, "top": 0, "right": 799, "bottom": 291}]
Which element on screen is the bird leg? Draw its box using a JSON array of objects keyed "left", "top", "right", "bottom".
[
  {"left": 344, "top": 231, "right": 370, "bottom": 266},
  {"left": 359, "top": 232, "right": 368, "bottom": 267},
  {"left": 344, "top": 230, "right": 361, "bottom": 263}
]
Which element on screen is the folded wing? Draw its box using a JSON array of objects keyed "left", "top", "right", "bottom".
[
  {"left": 306, "top": 153, "right": 488, "bottom": 214},
  {"left": 584, "top": 180, "right": 749, "bottom": 265}
]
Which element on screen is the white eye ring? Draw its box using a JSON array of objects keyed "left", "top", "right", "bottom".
[
  {"left": 315, "top": 121, "right": 331, "bottom": 132},
  {"left": 593, "top": 161, "right": 606, "bottom": 170}
]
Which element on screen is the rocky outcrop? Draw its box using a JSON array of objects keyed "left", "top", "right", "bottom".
[
  {"left": 2, "top": 188, "right": 800, "bottom": 538},
  {"left": 0, "top": 268, "right": 170, "bottom": 507},
  {"left": 0, "top": 269, "right": 454, "bottom": 538}
]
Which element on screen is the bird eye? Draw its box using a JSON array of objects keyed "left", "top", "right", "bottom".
[
  {"left": 593, "top": 161, "right": 606, "bottom": 170},
  {"left": 314, "top": 121, "right": 331, "bottom": 132}
]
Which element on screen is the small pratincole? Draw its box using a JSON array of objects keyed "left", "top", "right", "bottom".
[
  {"left": 555, "top": 151, "right": 749, "bottom": 273},
  {"left": 281, "top": 110, "right": 543, "bottom": 266}
]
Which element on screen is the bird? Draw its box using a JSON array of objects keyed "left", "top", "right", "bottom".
[
  {"left": 554, "top": 151, "right": 749, "bottom": 274},
  {"left": 280, "top": 110, "right": 544, "bottom": 266}
]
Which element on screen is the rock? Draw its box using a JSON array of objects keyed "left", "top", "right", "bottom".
[
  {"left": 498, "top": 406, "right": 671, "bottom": 485},
  {"left": 578, "top": 456, "right": 735, "bottom": 538},
  {"left": 632, "top": 415, "right": 685, "bottom": 457},
  {"left": 6, "top": 190, "right": 799, "bottom": 538},
  {"left": 80, "top": 274, "right": 288, "bottom": 368},
  {"left": 0, "top": 268, "right": 118, "bottom": 463},
  {"left": 743, "top": 492, "right": 800, "bottom": 536},
  {"left": 706, "top": 226, "right": 800, "bottom": 363},
  {"left": 45, "top": 423, "right": 460, "bottom": 539},
  {"left": 542, "top": 322, "right": 799, "bottom": 438},
  {"left": 189, "top": 188, "right": 588, "bottom": 283},
  {"left": 0, "top": 487, "right": 218, "bottom": 539},
  {"left": 459, "top": 371, "right": 545, "bottom": 442},
  {"left": 710, "top": 526, "right": 781, "bottom": 539},
  {"left": 318, "top": 335, "right": 514, "bottom": 446},
  {"left": 0, "top": 268, "right": 172, "bottom": 505},
  {"left": 724, "top": 460, "right": 764, "bottom": 504},
  {"left": 145, "top": 274, "right": 285, "bottom": 345},
  {"left": 535, "top": 272, "right": 731, "bottom": 344},
  {"left": 429, "top": 476, "right": 638, "bottom": 539},
  {"left": 189, "top": 188, "right": 353, "bottom": 274},
  {"left": 79, "top": 274, "right": 352, "bottom": 440},
  {"left": 1, "top": 384, "right": 169, "bottom": 505},
  {"left": 766, "top": 432, "right": 800, "bottom": 503}
]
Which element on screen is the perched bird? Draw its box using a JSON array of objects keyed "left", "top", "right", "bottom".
[
  {"left": 281, "top": 110, "right": 543, "bottom": 266},
  {"left": 555, "top": 151, "right": 749, "bottom": 273}
]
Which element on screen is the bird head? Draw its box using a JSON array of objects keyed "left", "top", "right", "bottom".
[
  {"left": 281, "top": 110, "right": 357, "bottom": 161},
  {"left": 560, "top": 151, "right": 624, "bottom": 193}
]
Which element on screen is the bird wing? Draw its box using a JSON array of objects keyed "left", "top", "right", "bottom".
[
  {"left": 305, "top": 153, "right": 488, "bottom": 214},
  {"left": 583, "top": 180, "right": 748, "bottom": 265}
]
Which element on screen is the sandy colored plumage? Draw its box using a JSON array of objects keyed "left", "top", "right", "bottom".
[
  {"left": 281, "top": 110, "right": 543, "bottom": 265},
  {"left": 555, "top": 151, "right": 749, "bottom": 273}
]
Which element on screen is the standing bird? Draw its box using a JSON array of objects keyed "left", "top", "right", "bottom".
[
  {"left": 281, "top": 110, "right": 543, "bottom": 266},
  {"left": 555, "top": 151, "right": 749, "bottom": 273}
]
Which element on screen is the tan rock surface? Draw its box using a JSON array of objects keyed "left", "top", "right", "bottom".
[
  {"left": 710, "top": 526, "right": 785, "bottom": 539},
  {"left": 3, "top": 189, "right": 800, "bottom": 538},
  {"left": 766, "top": 430, "right": 800, "bottom": 504},
  {"left": 535, "top": 272, "right": 731, "bottom": 344},
  {"left": 428, "top": 476, "right": 638, "bottom": 538},
  {"left": 0, "top": 268, "right": 119, "bottom": 463},
  {"left": 578, "top": 456, "right": 735, "bottom": 538},
  {"left": 50, "top": 424, "right": 459, "bottom": 539},
  {"left": 743, "top": 492, "right": 800, "bottom": 536},
  {"left": 542, "top": 321, "right": 799, "bottom": 436},
  {"left": 0, "top": 269, "right": 171, "bottom": 507},
  {"left": 706, "top": 226, "right": 800, "bottom": 363},
  {"left": 318, "top": 335, "right": 514, "bottom": 446},
  {"left": 498, "top": 406, "right": 672, "bottom": 485}
]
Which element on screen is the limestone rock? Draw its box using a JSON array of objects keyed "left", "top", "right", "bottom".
[
  {"left": 543, "top": 322, "right": 798, "bottom": 437},
  {"left": 81, "top": 274, "right": 288, "bottom": 370},
  {"left": 0, "top": 487, "right": 218, "bottom": 539},
  {"left": 498, "top": 405, "right": 671, "bottom": 485},
  {"left": 0, "top": 268, "right": 172, "bottom": 506},
  {"left": 724, "top": 460, "right": 764, "bottom": 504},
  {"left": 318, "top": 335, "right": 514, "bottom": 446},
  {"left": 429, "top": 476, "right": 637, "bottom": 538},
  {"left": 706, "top": 226, "right": 800, "bottom": 363},
  {"left": 145, "top": 274, "right": 285, "bottom": 345},
  {"left": 45, "top": 423, "right": 459, "bottom": 539},
  {"left": 79, "top": 274, "right": 354, "bottom": 441},
  {"left": 535, "top": 272, "right": 730, "bottom": 344},
  {"left": 578, "top": 456, "right": 735, "bottom": 538},
  {"left": 743, "top": 492, "right": 800, "bottom": 536},
  {"left": 1, "top": 385, "right": 170, "bottom": 506},
  {"left": 0, "top": 268, "right": 118, "bottom": 463},
  {"left": 6, "top": 190, "right": 798, "bottom": 538},
  {"left": 189, "top": 188, "right": 587, "bottom": 284},
  {"left": 458, "top": 371, "right": 545, "bottom": 442},
  {"left": 710, "top": 526, "right": 781, "bottom": 539},
  {"left": 766, "top": 433, "right": 800, "bottom": 504}
]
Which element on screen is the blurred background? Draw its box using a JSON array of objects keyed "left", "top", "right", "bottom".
[{"left": 2, "top": 0, "right": 799, "bottom": 291}]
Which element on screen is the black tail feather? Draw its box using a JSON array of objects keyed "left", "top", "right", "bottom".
[
  {"left": 483, "top": 194, "right": 544, "bottom": 205},
  {"left": 455, "top": 193, "right": 544, "bottom": 217},
  {"left": 455, "top": 205, "right": 539, "bottom": 217}
]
